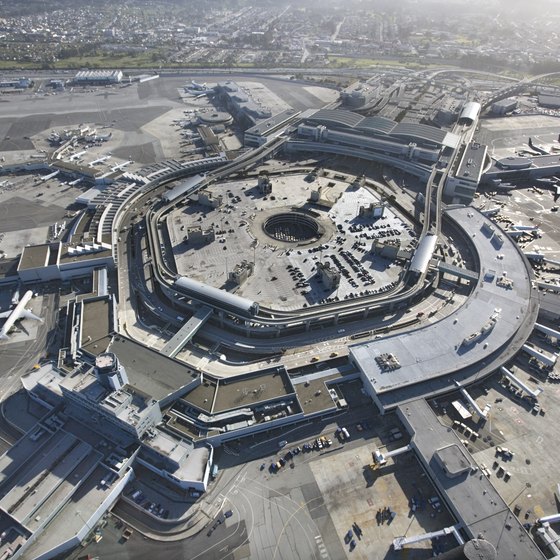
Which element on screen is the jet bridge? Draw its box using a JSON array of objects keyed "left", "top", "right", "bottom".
[
  {"left": 522, "top": 343, "right": 558, "bottom": 368},
  {"left": 500, "top": 366, "right": 543, "bottom": 400},
  {"left": 393, "top": 524, "right": 464, "bottom": 551}
]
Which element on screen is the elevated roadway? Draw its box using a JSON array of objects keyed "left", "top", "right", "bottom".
[
  {"left": 123, "top": 117, "right": 473, "bottom": 338},
  {"left": 111, "top": 106, "right": 538, "bottom": 406}
]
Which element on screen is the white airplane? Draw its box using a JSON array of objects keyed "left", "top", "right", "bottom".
[
  {"left": 68, "top": 150, "right": 87, "bottom": 162},
  {"left": 184, "top": 81, "right": 214, "bottom": 97},
  {"left": 0, "top": 290, "right": 42, "bottom": 340},
  {"left": 89, "top": 155, "right": 111, "bottom": 167},
  {"left": 110, "top": 160, "right": 132, "bottom": 172},
  {"left": 41, "top": 170, "right": 59, "bottom": 182},
  {"left": 85, "top": 132, "right": 112, "bottom": 143}
]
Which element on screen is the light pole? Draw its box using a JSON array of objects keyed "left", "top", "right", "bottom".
[
  {"left": 507, "top": 481, "right": 531, "bottom": 507},
  {"left": 75, "top": 509, "right": 93, "bottom": 538}
]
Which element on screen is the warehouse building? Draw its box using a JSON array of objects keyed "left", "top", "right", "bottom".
[
  {"left": 73, "top": 70, "right": 123, "bottom": 85},
  {"left": 490, "top": 98, "right": 518, "bottom": 115}
]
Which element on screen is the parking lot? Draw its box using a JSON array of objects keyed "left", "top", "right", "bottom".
[{"left": 168, "top": 169, "right": 416, "bottom": 310}]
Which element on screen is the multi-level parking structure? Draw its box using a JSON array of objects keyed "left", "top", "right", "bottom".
[
  {"left": 131, "top": 130, "right": 462, "bottom": 337},
  {"left": 111, "top": 111, "right": 539, "bottom": 413}
]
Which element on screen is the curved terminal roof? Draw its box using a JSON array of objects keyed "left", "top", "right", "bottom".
[
  {"left": 409, "top": 233, "right": 438, "bottom": 274},
  {"left": 307, "top": 109, "right": 364, "bottom": 129},
  {"left": 356, "top": 116, "right": 397, "bottom": 135},
  {"left": 351, "top": 206, "right": 538, "bottom": 410},
  {"left": 459, "top": 101, "right": 481, "bottom": 124},
  {"left": 175, "top": 276, "right": 256, "bottom": 315},
  {"left": 392, "top": 123, "right": 456, "bottom": 148},
  {"left": 305, "top": 109, "right": 458, "bottom": 148}
]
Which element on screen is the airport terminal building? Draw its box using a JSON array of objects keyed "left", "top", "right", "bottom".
[{"left": 285, "top": 107, "right": 487, "bottom": 205}]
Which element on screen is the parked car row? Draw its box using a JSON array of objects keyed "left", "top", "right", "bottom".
[
  {"left": 128, "top": 487, "right": 169, "bottom": 519},
  {"left": 270, "top": 434, "right": 341, "bottom": 473}
]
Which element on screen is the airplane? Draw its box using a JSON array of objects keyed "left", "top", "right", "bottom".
[
  {"left": 68, "top": 150, "right": 87, "bottom": 162},
  {"left": 89, "top": 155, "right": 111, "bottom": 167},
  {"left": 85, "top": 132, "right": 112, "bottom": 143},
  {"left": 40, "top": 170, "right": 59, "bottom": 182},
  {"left": 0, "top": 290, "right": 43, "bottom": 340},
  {"left": 110, "top": 160, "right": 132, "bottom": 172},
  {"left": 184, "top": 81, "right": 214, "bottom": 97}
]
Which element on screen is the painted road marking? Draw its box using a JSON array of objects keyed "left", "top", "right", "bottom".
[{"left": 315, "top": 535, "right": 330, "bottom": 559}]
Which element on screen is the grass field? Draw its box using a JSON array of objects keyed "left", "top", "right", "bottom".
[{"left": 328, "top": 55, "right": 451, "bottom": 71}]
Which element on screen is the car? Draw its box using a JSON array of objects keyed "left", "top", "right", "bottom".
[
  {"left": 310, "top": 356, "right": 319, "bottom": 362},
  {"left": 356, "top": 423, "right": 363, "bottom": 432},
  {"left": 278, "top": 440, "right": 288, "bottom": 448},
  {"left": 225, "top": 510, "right": 233, "bottom": 518},
  {"left": 502, "top": 448, "right": 514, "bottom": 460},
  {"left": 350, "top": 539, "right": 356, "bottom": 550},
  {"left": 345, "top": 530, "right": 353, "bottom": 544}
]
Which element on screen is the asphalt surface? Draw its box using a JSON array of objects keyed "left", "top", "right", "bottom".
[
  {"left": 0, "top": 196, "right": 66, "bottom": 233},
  {"left": 0, "top": 291, "right": 58, "bottom": 400},
  {"left": 79, "top": 397, "right": 377, "bottom": 560}
]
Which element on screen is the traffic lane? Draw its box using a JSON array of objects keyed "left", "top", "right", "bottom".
[
  {"left": 88, "top": 506, "right": 249, "bottom": 560},
  {"left": 194, "top": 495, "right": 252, "bottom": 560},
  {"left": 223, "top": 467, "right": 320, "bottom": 560}
]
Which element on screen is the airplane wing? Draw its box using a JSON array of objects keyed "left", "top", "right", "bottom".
[
  {"left": 0, "top": 310, "right": 11, "bottom": 319},
  {"left": 20, "top": 310, "right": 43, "bottom": 322}
]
